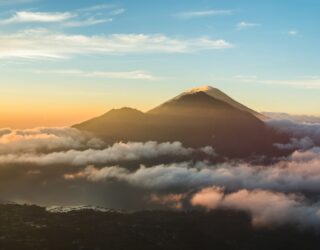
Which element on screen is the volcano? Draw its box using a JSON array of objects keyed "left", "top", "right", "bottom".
[
  {"left": 73, "top": 86, "right": 285, "bottom": 157},
  {"left": 149, "top": 86, "right": 266, "bottom": 120}
]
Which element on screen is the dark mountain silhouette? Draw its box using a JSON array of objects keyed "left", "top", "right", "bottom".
[
  {"left": 149, "top": 86, "right": 267, "bottom": 120},
  {"left": 73, "top": 86, "right": 287, "bottom": 157}
]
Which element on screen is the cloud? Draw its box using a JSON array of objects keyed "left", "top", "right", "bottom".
[
  {"left": 63, "top": 18, "right": 112, "bottom": 27},
  {"left": 1, "top": 119, "right": 320, "bottom": 226},
  {"left": 110, "top": 8, "right": 126, "bottom": 16},
  {"left": 0, "top": 11, "right": 73, "bottom": 25},
  {"left": 288, "top": 30, "right": 298, "bottom": 36},
  {"left": 149, "top": 193, "right": 187, "bottom": 209},
  {"left": 64, "top": 162, "right": 210, "bottom": 187},
  {"left": 263, "top": 113, "right": 320, "bottom": 124},
  {"left": 175, "top": 10, "right": 233, "bottom": 19},
  {"left": 31, "top": 69, "right": 156, "bottom": 80},
  {"left": 191, "top": 188, "right": 320, "bottom": 229},
  {"left": 0, "top": 141, "right": 196, "bottom": 166},
  {"left": 236, "top": 75, "right": 320, "bottom": 89},
  {"left": 237, "top": 21, "right": 260, "bottom": 30},
  {"left": 191, "top": 187, "right": 223, "bottom": 210},
  {"left": 76, "top": 4, "right": 116, "bottom": 13},
  {"left": 0, "top": 127, "right": 105, "bottom": 154},
  {"left": 0, "top": 29, "right": 233, "bottom": 59},
  {"left": 261, "top": 79, "right": 320, "bottom": 89},
  {"left": 0, "top": 4, "right": 125, "bottom": 27},
  {"left": 267, "top": 119, "right": 320, "bottom": 149},
  {"left": 65, "top": 145, "right": 320, "bottom": 193}
]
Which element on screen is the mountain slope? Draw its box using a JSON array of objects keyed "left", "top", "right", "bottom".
[
  {"left": 149, "top": 86, "right": 266, "bottom": 120},
  {"left": 74, "top": 87, "right": 286, "bottom": 157}
]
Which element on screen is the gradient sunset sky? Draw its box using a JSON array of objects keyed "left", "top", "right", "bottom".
[{"left": 0, "top": 0, "right": 319, "bottom": 128}]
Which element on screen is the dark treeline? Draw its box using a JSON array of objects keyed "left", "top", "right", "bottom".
[{"left": 1, "top": 204, "right": 320, "bottom": 250}]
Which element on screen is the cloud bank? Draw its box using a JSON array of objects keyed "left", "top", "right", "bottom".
[
  {"left": 1, "top": 118, "right": 320, "bottom": 230},
  {"left": 0, "top": 127, "right": 104, "bottom": 154},
  {"left": 0, "top": 141, "right": 196, "bottom": 166},
  {"left": 191, "top": 188, "right": 320, "bottom": 229},
  {"left": 64, "top": 147, "right": 320, "bottom": 193},
  {"left": 267, "top": 119, "right": 320, "bottom": 149}
]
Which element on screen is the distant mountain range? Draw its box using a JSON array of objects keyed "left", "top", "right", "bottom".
[{"left": 74, "top": 86, "right": 287, "bottom": 157}]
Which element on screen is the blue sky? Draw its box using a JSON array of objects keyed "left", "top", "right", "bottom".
[{"left": 0, "top": 0, "right": 319, "bottom": 128}]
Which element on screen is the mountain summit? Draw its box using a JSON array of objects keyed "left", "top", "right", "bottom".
[
  {"left": 74, "top": 86, "right": 284, "bottom": 157},
  {"left": 149, "top": 85, "right": 266, "bottom": 120}
]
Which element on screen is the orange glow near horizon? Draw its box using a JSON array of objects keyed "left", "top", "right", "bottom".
[
  {"left": 0, "top": 103, "right": 155, "bottom": 129},
  {"left": 0, "top": 106, "right": 107, "bottom": 129}
]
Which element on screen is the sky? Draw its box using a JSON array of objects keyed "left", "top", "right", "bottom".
[{"left": 0, "top": 0, "right": 319, "bottom": 128}]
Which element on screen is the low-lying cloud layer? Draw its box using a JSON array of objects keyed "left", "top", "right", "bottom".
[
  {"left": 1, "top": 119, "right": 320, "bottom": 230},
  {"left": 0, "top": 141, "right": 197, "bottom": 166},
  {"left": 64, "top": 146, "right": 320, "bottom": 193},
  {"left": 191, "top": 188, "right": 320, "bottom": 228},
  {"left": 0, "top": 127, "right": 105, "bottom": 154},
  {"left": 0, "top": 128, "right": 215, "bottom": 165},
  {"left": 267, "top": 119, "right": 320, "bottom": 149}
]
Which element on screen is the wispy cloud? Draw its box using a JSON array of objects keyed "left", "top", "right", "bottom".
[
  {"left": 110, "top": 8, "right": 126, "bottom": 16},
  {"left": 32, "top": 69, "right": 156, "bottom": 80},
  {"left": 76, "top": 4, "right": 116, "bottom": 12},
  {"left": 288, "top": 30, "right": 298, "bottom": 36},
  {"left": 236, "top": 75, "right": 320, "bottom": 89},
  {"left": 0, "top": 4, "right": 125, "bottom": 27},
  {"left": 0, "top": 29, "right": 233, "bottom": 60},
  {"left": 0, "top": 11, "right": 73, "bottom": 25},
  {"left": 63, "top": 18, "right": 112, "bottom": 27},
  {"left": 0, "top": 0, "right": 35, "bottom": 5},
  {"left": 175, "top": 9, "right": 233, "bottom": 19},
  {"left": 261, "top": 79, "right": 320, "bottom": 89},
  {"left": 237, "top": 21, "right": 261, "bottom": 30},
  {"left": 234, "top": 75, "right": 257, "bottom": 80}
]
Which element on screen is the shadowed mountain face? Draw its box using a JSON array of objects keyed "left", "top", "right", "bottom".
[
  {"left": 149, "top": 86, "right": 267, "bottom": 120},
  {"left": 74, "top": 87, "right": 286, "bottom": 157}
]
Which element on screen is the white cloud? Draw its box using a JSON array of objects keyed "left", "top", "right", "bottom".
[
  {"left": 237, "top": 21, "right": 260, "bottom": 30},
  {"left": 65, "top": 144, "right": 320, "bottom": 193},
  {"left": 76, "top": 4, "right": 116, "bottom": 13},
  {"left": 236, "top": 75, "right": 320, "bottom": 89},
  {"left": 110, "top": 8, "right": 126, "bottom": 16},
  {"left": 191, "top": 188, "right": 320, "bottom": 228},
  {"left": 0, "top": 11, "right": 73, "bottom": 24},
  {"left": 0, "top": 29, "right": 233, "bottom": 60},
  {"left": 0, "top": 141, "right": 194, "bottom": 166},
  {"left": 288, "top": 30, "right": 298, "bottom": 36},
  {"left": 261, "top": 79, "right": 320, "bottom": 89},
  {"left": 267, "top": 119, "right": 320, "bottom": 149},
  {"left": 0, "top": 4, "right": 125, "bottom": 27},
  {"left": 0, "top": 127, "right": 105, "bottom": 154},
  {"left": 64, "top": 18, "right": 112, "bottom": 27},
  {"left": 175, "top": 9, "right": 233, "bottom": 19},
  {"left": 263, "top": 113, "right": 320, "bottom": 124},
  {"left": 32, "top": 69, "right": 156, "bottom": 80}
]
